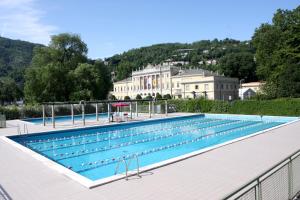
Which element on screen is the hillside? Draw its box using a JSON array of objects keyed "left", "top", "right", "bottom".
[
  {"left": 0, "top": 37, "right": 42, "bottom": 86},
  {"left": 105, "top": 38, "right": 256, "bottom": 81}
]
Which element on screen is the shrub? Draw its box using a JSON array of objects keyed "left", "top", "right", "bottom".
[
  {"left": 155, "top": 93, "right": 162, "bottom": 99},
  {"left": 163, "top": 94, "right": 172, "bottom": 99},
  {"left": 124, "top": 96, "right": 131, "bottom": 100},
  {"left": 135, "top": 94, "right": 142, "bottom": 100}
]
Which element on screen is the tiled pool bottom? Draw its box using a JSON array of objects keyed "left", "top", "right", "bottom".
[{"left": 8, "top": 114, "right": 297, "bottom": 186}]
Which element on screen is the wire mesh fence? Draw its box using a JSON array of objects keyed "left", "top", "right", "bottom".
[{"left": 225, "top": 150, "right": 300, "bottom": 200}]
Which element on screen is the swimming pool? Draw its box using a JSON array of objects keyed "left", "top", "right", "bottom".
[
  {"left": 23, "top": 113, "right": 108, "bottom": 124},
  {"left": 9, "top": 114, "right": 298, "bottom": 187}
]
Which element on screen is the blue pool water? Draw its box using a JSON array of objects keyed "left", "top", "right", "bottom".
[
  {"left": 10, "top": 114, "right": 297, "bottom": 182},
  {"left": 23, "top": 113, "right": 108, "bottom": 124}
]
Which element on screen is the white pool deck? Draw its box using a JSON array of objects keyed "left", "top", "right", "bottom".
[{"left": 0, "top": 113, "right": 300, "bottom": 200}]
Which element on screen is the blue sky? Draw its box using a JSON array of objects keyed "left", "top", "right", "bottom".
[{"left": 0, "top": 0, "right": 298, "bottom": 59}]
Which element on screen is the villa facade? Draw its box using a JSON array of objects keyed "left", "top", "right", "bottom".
[{"left": 111, "top": 64, "right": 239, "bottom": 100}]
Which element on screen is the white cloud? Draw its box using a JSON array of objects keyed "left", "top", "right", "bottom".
[{"left": 0, "top": 0, "right": 57, "bottom": 44}]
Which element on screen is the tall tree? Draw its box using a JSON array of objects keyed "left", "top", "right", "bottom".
[
  {"left": 0, "top": 77, "right": 21, "bottom": 105},
  {"left": 24, "top": 33, "right": 111, "bottom": 103},
  {"left": 219, "top": 52, "right": 257, "bottom": 82},
  {"left": 252, "top": 6, "right": 300, "bottom": 98}
]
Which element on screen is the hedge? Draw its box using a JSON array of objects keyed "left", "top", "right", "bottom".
[
  {"left": 168, "top": 98, "right": 300, "bottom": 116},
  {"left": 1, "top": 98, "right": 299, "bottom": 120}
]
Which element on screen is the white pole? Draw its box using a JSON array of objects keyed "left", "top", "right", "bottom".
[
  {"left": 71, "top": 104, "right": 74, "bottom": 125},
  {"left": 149, "top": 101, "right": 151, "bottom": 118},
  {"left": 152, "top": 101, "right": 155, "bottom": 115},
  {"left": 95, "top": 103, "right": 99, "bottom": 121},
  {"left": 107, "top": 103, "right": 111, "bottom": 122},
  {"left": 136, "top": 101, "right": 138, "bottom": 117},
  {"left": 42, "top": 105, "right": 45, "bottom": 126},
  {"left": 165, "top": 100, "right": 168, "bottom": 116},
  {"left": 51, "top": 105, "right": 55, "bottom": 128},
  {"left": 82, "top": 103, "right": 85, "bottom": 126},
  {"left": 130, "top": 102, "right": 132, "bottom": 119}
]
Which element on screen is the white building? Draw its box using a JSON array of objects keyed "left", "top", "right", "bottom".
[{"left": 111, "top": 63, "right": 239, "bottom": 100}]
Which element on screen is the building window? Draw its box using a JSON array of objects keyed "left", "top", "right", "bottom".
[
  {"left": 204, "top": 84, "right": 209, "bottom": 90},
  {"left": 221, "top": 84, "right": 223, "bottom": 89},
  {"left": 195, "top": 85, "right": 199, "bottom": 90},
  {"left": 177, "top": 82, "right": 180, "bottom": 88},
  {"left": 226, "top": 84, "right": 228, "bottom": 89},
  {"left": 216, "top": 84, "right": 219, "bottom": 89},
  {"left": 185, "top": 84, "right": 189, "bottom": 90}
]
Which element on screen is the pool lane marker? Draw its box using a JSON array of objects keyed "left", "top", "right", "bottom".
[
  {"left": 64, "top": 121, "right": 272, "bottom": 171},
  {"left": 25, "top": 117, "right": 213, "bottom": 144},
  {"left": 75, "top": 121, "right": 274, "bottom": 173},
  {"left": 55, "top": 120, "right": 246, "bottom": 160},
  {"left": 31, "top": 119, "right": 225, "bottom": 151}
]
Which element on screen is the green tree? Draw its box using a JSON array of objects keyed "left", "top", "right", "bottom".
[
  {"left": 219, "top": 52, "right": 257, "bottom": 82},
  {"left": 25, "top": 33, "right": 112, "bottom": 103},
  {"left": 0, "top": 77, "right": 21, "bottom": 105},
  {"left": 252, "top": 6, "right": 300, "bottom": 98},
  {"left": 70, "top": 63, "right": 110, "bottom": 100}
]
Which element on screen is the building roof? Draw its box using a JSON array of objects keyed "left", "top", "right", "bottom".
[
  {"left": 242, "top": 82, "right": 264, "bottom": 87},
  {"left": 173, "top": 68, "right": 219, "bottom": 77},
  {"left": 114, "top": 77, "right": 132, "bottom": 84},
  {"left": 239, "top": 88, "right": 256, "bottom": 94}
]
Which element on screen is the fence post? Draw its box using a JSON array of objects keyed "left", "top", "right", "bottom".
[
  {"left": 149, "top": 101, "right": 151, "bottom": 118},
  {"left": 95, "top": 103, "right": 99, "bottom": 121},
  {"left": 136, "top": 101, "right": 138, "bottom": 117},
  {"left": 257, "top": 179, "right": 262, "bottom": 200},
  {"left": 130, "top": 102, "right": 132, "bottom": 119},
  {"left": 82, "top": 102, "right": 85, "bottom": 126},
  {"left": 51, "top": 104, "right": 55, "bottom": 128},
  {"left": 108, "top": 103, "right": 111, "bottom": 122},
  {"left": 42, "top": 105, "right": 46, "bottom": 126},
  {"left": 71, "top": 104, "right": 74, "bottom": 125},
  {"left": 288, "top": 157, "right": 293, "bottom": 199},
  {"left": 165, "top": 100, "right": 168, "bottom": 116}
]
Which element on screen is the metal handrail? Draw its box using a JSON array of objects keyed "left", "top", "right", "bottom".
[
  {"left": 127, "top": 154, "right": 141, "bottom": 178},
  {"left": 17, "top": 124, "right": 29, "bottom": 135},
  {"left": 223, "top": 149, "right": 300, "bottom": 199},
  {"left": 114, "top": 158, "right": 128, "bottom": 180},
  {"left": 24, "top": 124, "right": 29, "bottom": 134},
  {"left": 114, "top": 154, "right": 141, "bottom": 180}
]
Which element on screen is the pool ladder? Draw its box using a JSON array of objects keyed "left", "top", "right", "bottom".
[
  {"left": 114, "top": 154, "right": 141, "bottom": 180},
  {"left": 17, "top": 124, "right": 29, "bottom": 135}
]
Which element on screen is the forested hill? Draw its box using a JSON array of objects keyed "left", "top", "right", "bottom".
[
  {"left": 105, "top": 39, "right": 256, "bottom": 81},
  {"left": 0, "top": 36, "right": 42, "bottom": 86}
]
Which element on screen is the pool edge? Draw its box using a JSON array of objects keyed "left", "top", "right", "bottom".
[{"left": 2, "top": 115, "right": 300, "bottom": 189}]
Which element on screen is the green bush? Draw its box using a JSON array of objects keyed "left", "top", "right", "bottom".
[
  {"left": 168, "top": 98, "right": 300, "bottom": 116},
  {"left": 0, "top": 98, "right": 299, "bottom": 120}
]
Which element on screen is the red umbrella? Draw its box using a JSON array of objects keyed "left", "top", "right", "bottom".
[{"left": 112, "top": 103, "right": 129, "bottom": 107}]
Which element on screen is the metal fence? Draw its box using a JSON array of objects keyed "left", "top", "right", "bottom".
[
  {"left": 0, "top": 185, "right": 11, "bottom": 200},
  {"left": 224, "top": 149, "right": 300, "bottom": 200},
  {"left": 0, "top": 114, "right": 6, "bottom": 128}
]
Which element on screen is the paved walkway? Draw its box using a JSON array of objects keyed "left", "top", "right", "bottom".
[{"left": 0, "top": 114, "right": 299, "bottom": 199}]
